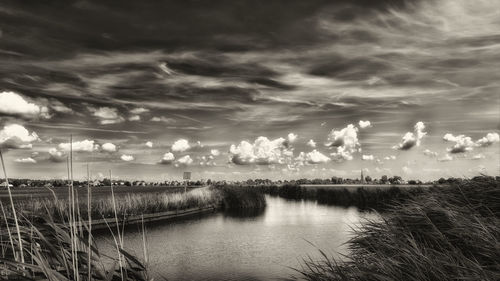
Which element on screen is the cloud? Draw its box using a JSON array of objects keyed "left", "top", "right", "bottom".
[
  {"left": 128, "top": 115, "right": 141, "bottom": 121},
  {"left": 471, "top": 153, "right": 485, "bottom": 160},
  {"left": 159, "top": 152, "right": 175, "bottom": 164},
  {"left": 362, "top": 154, "right": 374, "bottom": 161},
  {"left": 130, "top": 107, "right": 149, "bottom": 115},
  {"left": 210, "top": 149, "right": 220, "bottom": 156},
  {"left": 326, "top": 124, "right": 360, "bottom": 161},
  {"left": 443, "top": 133, "right": 475, "bottom": 153},
  {"left": 14, "top": 157, "right": 36, "bottom": 164},
  {"left": 306, "top": 139, "right": 316, "bottom": 148},
  {"left": 402, "top": 166, "right": 413, "bottom": 174},
  {"left": 296, "top": 149, "right": 330, "bottom": 164},
  {"left": 358, "top": 120, "right": 372, "bottom": 129},
  {"left": 393, "top": 122, "right": 427, "bottom": 150},
  {"left": 438, "top": 154, "right": 453, "bottom": 162},
  {"left": 384, "top": 155, "right": 396, "bottom": 160},
  {"left": 58, "top": 139, "right": 99, "bottom": 152},
  {"left": 476, "top": 132, "right": 499, "bottom": 147},
  {"left": 120, "top": 154, "right": 134, "bottom": 161},
  {"left": 50, "top": 99, "right": 73, "bottom": 113},
  {"left": 172, "top": 139, "right": 190, "bottom": 152},
  {"left": 230, "top": 136, "right": 291, "bottom": 165},
  {"left": 423, "top": 149, "right": 438, "bottom": 157},
  {"left": 150, "top": 116, "right": 175, "bottom": 123},
  {"left": 287, "top": 133, "right": 298, "bottom": 143},
  {"left": 145, "top": 141, "right": 153, "bottom": 148},
  {"left": 101, "top": 142, "right": 117, "bottom": 152},
  {"left": 88, "top": 107, "right": 125, "bottom": 124},
  {"left": 177, "top": 155, "right": 193, "bottom": 166},
  {"left": 0, "top": 124, "right": 39, "bottom": 149},
  {"left": 48, "top": 148, "right": 66, "bottom": 162},
  {"left": 0, "top": 91, "right": 50, "bottom": 119}
]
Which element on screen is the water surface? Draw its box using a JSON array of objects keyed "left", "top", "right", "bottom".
[{"left": 96, "top": 196, "right": 375, "bottom": 280}]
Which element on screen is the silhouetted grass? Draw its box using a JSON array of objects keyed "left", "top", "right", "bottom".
[
  {"left": 292, "top": 176, "right": 500, "bottom": 281},
  {"left": 217, "top": 186, "right": 266, "bottom": 211}
]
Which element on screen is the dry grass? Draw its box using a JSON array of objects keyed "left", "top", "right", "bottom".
[{"left": 292, "top": 176, "right": 500, "bottom": 281}]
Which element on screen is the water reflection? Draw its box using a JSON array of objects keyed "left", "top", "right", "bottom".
[{"left": 95, "top": 196, "right": 376, "bottom": 281}]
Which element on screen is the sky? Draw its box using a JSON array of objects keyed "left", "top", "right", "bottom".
[{"left": 0, "top": 0, "right": 498, "bottom": 181}]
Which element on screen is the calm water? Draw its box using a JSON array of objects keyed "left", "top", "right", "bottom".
[{"left": 95, "top": 196, "right": 375, "bottom": 281}]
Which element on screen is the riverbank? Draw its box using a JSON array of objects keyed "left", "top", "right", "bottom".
[
  {"left": 294, "top": 176, "right": 500, "bottom": 281},
  {"left": 0, "top": 186, "right": 266, "bottom": 280}
]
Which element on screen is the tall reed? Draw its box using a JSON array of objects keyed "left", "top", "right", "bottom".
[{"left": 292, "top": 177, "right": 500, "bottom": 281}]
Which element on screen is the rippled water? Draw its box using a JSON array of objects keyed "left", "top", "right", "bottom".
[{"left": 95, "top": 196, "right": 375, "bottom": 281}]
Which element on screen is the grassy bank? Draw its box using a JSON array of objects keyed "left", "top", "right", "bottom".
[
  {"left": 7, "top": 187, "right": 222, "bottom": 222},
  {"left": 256, "top": 184, "right": 426, "bottom": 209},
  {"left": 293, "top": 176, "right": 500, "bottom": 281}
]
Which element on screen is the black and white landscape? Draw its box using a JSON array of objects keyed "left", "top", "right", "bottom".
[{"left": 0, "top": 1, "right": 499, "bottom": 281}]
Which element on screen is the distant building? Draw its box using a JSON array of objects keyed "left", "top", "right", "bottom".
[{"left": 361, "top": 170, "right": 365, "bottom": 184}]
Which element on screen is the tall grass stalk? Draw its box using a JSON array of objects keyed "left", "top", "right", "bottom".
[
  {"left": 0, "top": 149, "right": 24, "bottom": 264},
  {"left": 87, "top": 164, "right": 92, "bottom": 281}
]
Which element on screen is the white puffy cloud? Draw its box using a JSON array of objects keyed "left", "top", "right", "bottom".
[
  {"left": 358, "top": 120, "right": 372, "bottom": 129},
  {"left": 128, "top": 115, "right": 141, "bottom": 121},
  {"left": 472, "top": 153, "right": 485, "bottom": 160},
  {"left": 101, "top": 142, "right": 117, "bottom": 152},
  {"left": 438, "top": 154, "right": 453, "bottom": 162},
  {"left": 443, "top": 134, "right": 475, "bottom": 153},
  {"left": 58, "top": 140, "right": 99, "bottom": 152},
  {"left": 393, "top": 121, "right": 427, "bottom": 150},
  {"left": 287, "top": 133, "right": 298, "bottom": 143},
  {"left": 48, "top": 148, "right": 66, "bottom": 162},
  {"left": 172, "top": 139, "right": 190, "bottom": 152},
  {"left": 210, "top": 149, "right": 220, "bottom": 156},
  {"left": 229, "top": 136, "right": 290, "bottom": 165},
  {"left": 150, "top": 116, "right": 175, "bottom": 123},
  {"left": 120, "top": 154, "right": 134, "bottom": 161},
  {"left": 296, "top": 149, "right": 330, "bottom": 164},
  {"left": 14, "top": 157, "right": 36, "bottom": 164},
  {"left": 362, "top": 154, "right": 374, "bottom": 161},
  {"left": 159, "top": 152, "right": 175, "bottom": 164},
  {"left": 145, "top": 141, "right": 153, "bottom": 148},
  {"left": 384, "top": 155, "right": 397, "bottom": 160},
  {"left": 0, "top": 91, "right": 50, "bottom": 119},
  {"left": 423, "top": 149, "right": 438, "bottom": 157},
  {"left": 326, "top": 124, "right": 360, "bottom": 161},
  {"left": 89, "top": 107, "right": 124, "bottom": 124},
  {"left": 130, "top": 107, "right": 149, "bottom": 115},
  {"left": 402, "top": 166, "right": 413, "bottom": 174},
  {"left": 0, "top": 124, "right": 39, "bottom": 149},
  {"left": 306, "top": 139, "right": 316, "bottom": 148},
  {"left": 476, "top": 132, "right": 499, "bottom": 147},
  {"left": 177, "top": 155, "right": 193, "bottom": 166}
]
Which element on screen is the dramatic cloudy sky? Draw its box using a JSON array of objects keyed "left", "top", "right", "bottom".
[{"left": 0, "top": 0, "right": 498, "bottom": 181}]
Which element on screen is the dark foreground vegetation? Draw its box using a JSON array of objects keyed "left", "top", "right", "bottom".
[
  {"left": 293, "top": 176, "right": 500, "bottom": 281},
  {"left": 256, "top": 184, "right": 426, "bottom": 209}
]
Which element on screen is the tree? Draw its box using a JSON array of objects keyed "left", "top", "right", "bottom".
[
  {"left": 381, "top": 175, "right": 388, "bottom": 184},
  {"left": 438, "top": 177, "right": 446, "bottom": 184},
  {"left": 365, "top": 176, "right": 372, "bottom": 182}
]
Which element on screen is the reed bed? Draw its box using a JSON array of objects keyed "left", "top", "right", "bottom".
[
  {"left": 292, "top": 176, "right": 500, "bottom": 281},
  {"left": 9, "top": 187, "right": 223, "bottom": 222},
  {"left": 257, "top": 184, "right": 425, "bottom": 209}
]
